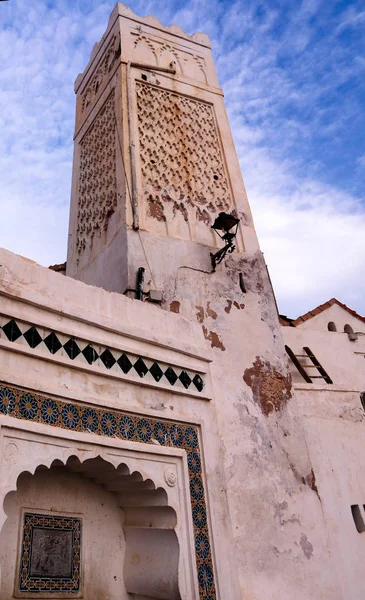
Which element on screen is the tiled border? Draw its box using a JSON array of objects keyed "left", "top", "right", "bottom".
[
  {"left": 0, "top": 384, "right": 216, "bottom": 600},
  {"left": 0, "top": 315, "right": 204, "bottom": 394},
  {"left": 18, "top": 513, "right": 82, "bottom": 595}
]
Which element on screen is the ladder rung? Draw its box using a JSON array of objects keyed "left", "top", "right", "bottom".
[{"left": 286, "top": 345, "right": 333, "bottom": 385}]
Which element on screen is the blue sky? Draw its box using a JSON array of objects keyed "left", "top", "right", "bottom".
[{"left": 0, "top": 0, "right": 364, "bottom": 318}]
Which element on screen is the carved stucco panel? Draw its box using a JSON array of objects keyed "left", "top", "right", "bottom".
[
  {"left": 132, "top": 33, "right": 207, "bottom": 83},
  {"left": 81, "top": 35, "right": 121, "bottom": 114},
  {"left": 76, "top": 92, "right": 117, "bottom": 255},
  {"left": 136, "top": 82, "right": 234, "bottom": 239}
]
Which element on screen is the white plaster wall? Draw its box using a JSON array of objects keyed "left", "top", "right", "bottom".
[
  {"left": 0, "top": 465, "right": 129, "bottom": 600},
  {"left": 0, "top": 246, "right": 343, "bottom": 600},
  {"left": 294, "top": 304, "right": 365, "bottom": 335},
  {"left": 282, "top": 308, "right": 365, "bottom": 600},
  {"left": 294, "top": 388, "right": 365, "bottom": 600},
  {"left": 283, "top": 321, "right": 365, "bottom": 389}
]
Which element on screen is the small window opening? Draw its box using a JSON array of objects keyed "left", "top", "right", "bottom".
[
  {"left": 141, "top": 73, "right": 147, "bottom": 81},
  {"left": 328, "top": 322, "right": 337, "bottom": 332},
  {"left": 360, "top": 392, "right": 365, "bottom": 412},
  {"left": 114, "top": 42, "right": 121, "bottom": 60},
  {"left": 352, "top": 505, "right": 365, "bottom": 533},
  {"left": 344, "top": 324, "right": 358, "bottom": 341}
]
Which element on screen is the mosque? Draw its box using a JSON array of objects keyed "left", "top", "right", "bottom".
[{"left": 0, "top": 4, "right": 364, "bottom": 599}]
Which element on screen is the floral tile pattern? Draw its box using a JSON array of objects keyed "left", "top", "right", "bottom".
[
  {"left": 19, "top": 512, "right": 81, "bottom": 594},
  {"left": 0, "top": 384, "right": 216, "bottom": 599}
]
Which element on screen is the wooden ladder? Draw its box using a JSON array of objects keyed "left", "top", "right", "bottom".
[{"left": 285, "top": 345, "right": 333, "bottom": 384}]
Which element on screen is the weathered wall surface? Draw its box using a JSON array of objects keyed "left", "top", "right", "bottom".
[
  {"left": 0, "top": 249, "right": 340, "bottom": 600},
  {"left": 281, "top": 307, "right": 365, "bottom": 600},
  {"left": 283, "top": 308, "right": 365, "bottom": 388},
  {"left": 290, "top": 388, "right": 365, "bottom": 600},
  {"left": 163, "top": 250, "right": 340, "bottom": 600},
  {"left": 0, "top": 249, "right": 235, "bottom": 600}
]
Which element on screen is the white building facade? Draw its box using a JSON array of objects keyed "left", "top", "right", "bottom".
[{"left": 0, "top": 4, "right": 364, "bottom": 600}]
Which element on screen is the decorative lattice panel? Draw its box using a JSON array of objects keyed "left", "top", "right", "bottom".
[
  {"left": 77, "top": 92, "right": 117, "bottom": 255},
  {"left": 136, "top": 82, "right": 233, "bottom": 228}
]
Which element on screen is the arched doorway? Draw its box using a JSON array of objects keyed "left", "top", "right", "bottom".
[{"left": 0, "top": 455, "right": 181, "bottom": 600}]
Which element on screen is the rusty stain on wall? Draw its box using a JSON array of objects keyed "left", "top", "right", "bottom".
[
  {"left": 173, "top": 201, "right": 189, "bottom": 222},
  {"left": 196, "top": 208, "right": 210, "bottom": 225},
  {"left": 206, "top": 302, "right": 217, "bottom": 320},
  {"left": 305, "top": 469, "right": 320, "bottom": 499},
  {"left": 148, "top": 195, "right": 166, "bottom": 222},
  {"left": 196, "top": 306, "right": 205, "bottom": 323},
  {"left": 224, "top": 299, "right": 245, "bottom": 314},
  {"left": 202, "top": 325, "right": 226, "bottom": 351},
  {"left": 169, "top": 301, "right": 180, "bottom": 314},
  {"left": 289, "top": 463, "right": 321, "bottom": 500},
  {"left": 243, "top": 357, "right": 292, "bottom": 416}
]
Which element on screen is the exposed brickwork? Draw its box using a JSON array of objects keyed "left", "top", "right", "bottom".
[{"left": 243, "top": 357, "right": 292, "bottom": 416}]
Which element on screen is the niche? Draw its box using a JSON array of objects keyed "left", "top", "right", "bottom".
[{"left": 344, "top": 324, "right": 358, "bottom": 341}]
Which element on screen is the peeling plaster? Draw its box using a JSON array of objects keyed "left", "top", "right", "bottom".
[
  {"left": 196, "top": 208, "right": 210, "bottom": 225},
  {"left": 305, "top": 469, "right": 320, "bottom": 500},
  {"left": 243, "top": 357, "right": 292, "bottom": 416},
  {"left": 196, "top": 305, "right": 205, "bottom": 323},
  {"left": 206, "top": 302, "right": 217, "bottom": 320},
  {"left": 289, "top": 462, "right": 321, "bottom": 501},
  {"left": 169, "top": 301, "right": 180, "bottom": 314},
  {"left": 202, "top": 325, "right": 226, "bottom": 351},
  {"left": 148, "top": 195, "right": 166, "bottom": 221},
  {"left": 224, "top": 299, "right": 244, "bottom": 314},
  {"left": 224, "top": 300, "right": 233, "bottom": 314}
]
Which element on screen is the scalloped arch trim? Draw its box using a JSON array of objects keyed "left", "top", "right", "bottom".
[{"left": 0, "top": 383, "right": 216, "bottom": 599}]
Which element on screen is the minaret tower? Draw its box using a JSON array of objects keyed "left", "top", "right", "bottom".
[{"left": 66, "top": 3, "right": 258, "bottom": 298}]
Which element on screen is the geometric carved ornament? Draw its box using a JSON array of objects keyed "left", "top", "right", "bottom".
[
  {"left": 76, "top": 91, "right": 117, "bottom": 255},
  {"left": 136, "top": 82, "right": 233, "bottom": 228}
]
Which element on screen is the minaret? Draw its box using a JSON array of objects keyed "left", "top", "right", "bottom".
[{"left": 66, "top": 2, "right": 258, "bottom": 298}]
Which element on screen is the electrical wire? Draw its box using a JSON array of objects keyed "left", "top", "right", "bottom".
[{"left": 114, "top": 113, "right": 157, "bottom": 289}]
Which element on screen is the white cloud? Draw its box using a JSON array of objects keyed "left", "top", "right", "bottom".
[
  {"left": 336, "top": 9, "right": 365, "bottom": 34},
  {"left": 242, "top": 149, "right": 365, "bottom": 317},
  {"left": 0, "top": 0, "right": 364, "bottom": 320}
]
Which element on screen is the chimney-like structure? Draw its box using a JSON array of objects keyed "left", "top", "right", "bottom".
[{"left": 66, "top": 2, "right": 258, "bottom": 297}]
